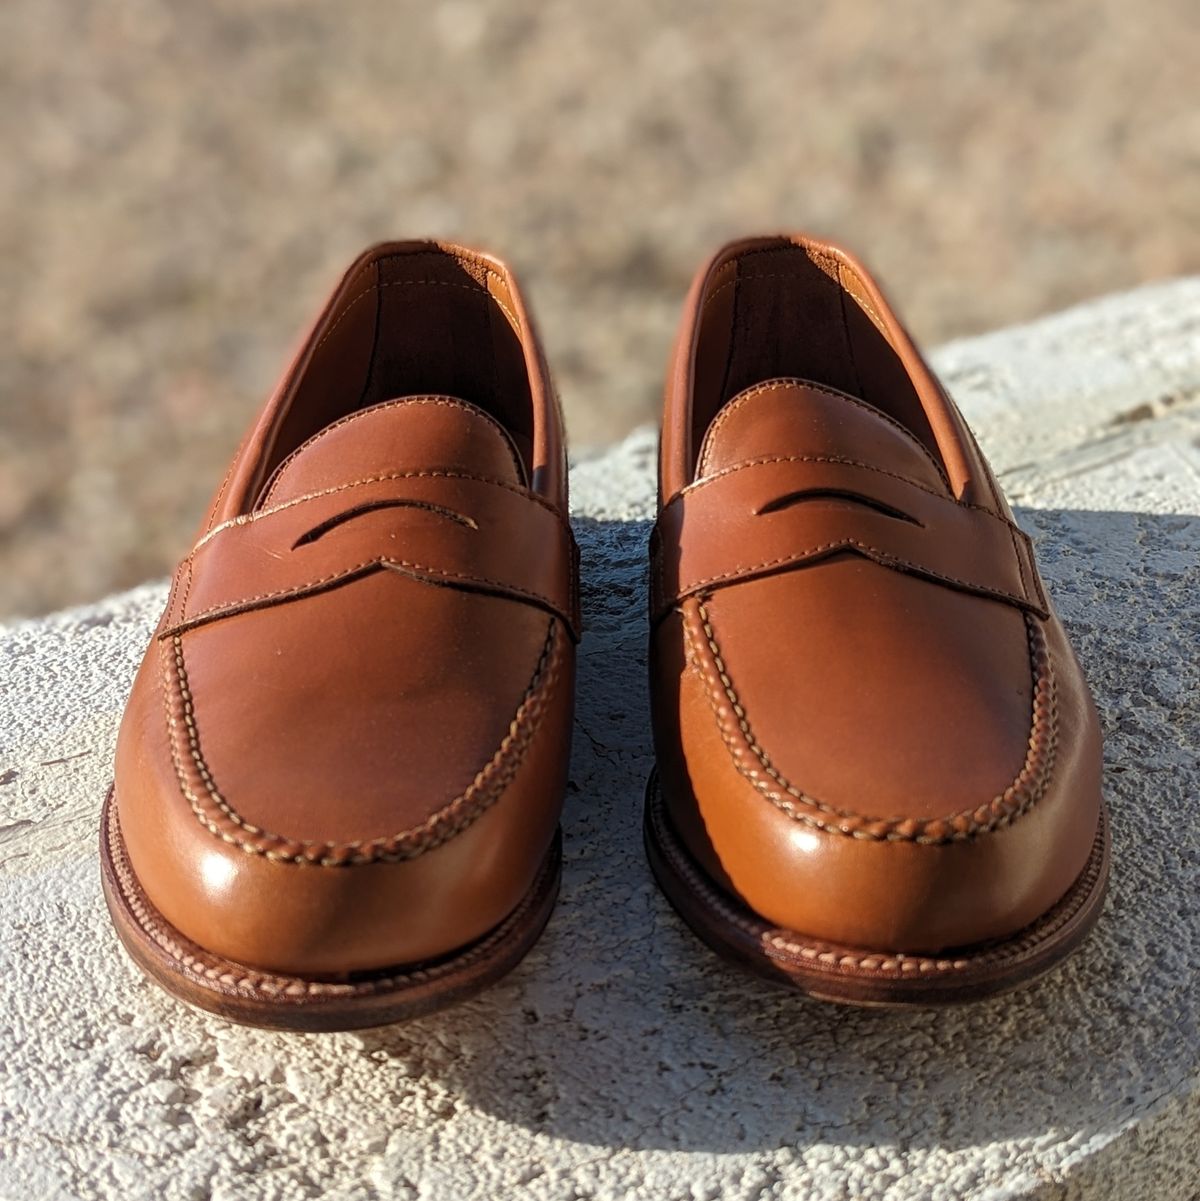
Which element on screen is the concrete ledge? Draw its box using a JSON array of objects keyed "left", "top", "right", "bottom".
[{"left": 3, "top": 279, "right": 1199, "bottom": 1200}]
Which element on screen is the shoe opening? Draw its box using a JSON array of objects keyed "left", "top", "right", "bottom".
[
  {"left": 254, "top": 243, "right": 534, "bottom": 500},
  {"left": 689, "top": 238, "right": 941, "bottom": 476}
]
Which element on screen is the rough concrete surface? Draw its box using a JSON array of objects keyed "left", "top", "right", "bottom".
[{"left": 1, "top": 283, "right": 1199, "bottom": 1199}]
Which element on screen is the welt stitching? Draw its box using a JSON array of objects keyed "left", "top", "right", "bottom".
[
  {"left": 165, "top": 619, "right": 561, "bottom": 865},
  {"left": 260, "top": 397, "right": 523, "bottom": 507},
  {"left": 761, "top": 818, "right": 1100, "bottom": 965},
  {"left": 196, "top": 469, "right": 569, "bottom": 550},
  {"left": 685, "top": 601, "right": 1057, "bottom": 843},
  {"left": 105, "top": 796, "right": 555, "bottom": 995},
  {"left": 699, "top": 378, "right": 950, "bottom": 487},
  {"left": 650, "top": 784, "right": 1105, "bottom": 972},
  {"left": 655, "top": 794, "right": 974, "bottom": 970}
]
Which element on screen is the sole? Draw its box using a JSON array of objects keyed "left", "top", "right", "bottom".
[
  {"left": 100, "top": 788, "right": 561, "bottom": 1031},
  {"left": 644, "top": 769, "right": 1111, "bottom": 1007}
]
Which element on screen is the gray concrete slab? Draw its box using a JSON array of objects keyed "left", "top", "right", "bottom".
[{"left": 2, "top": 280, "right": 1198, "bottom": 1200}]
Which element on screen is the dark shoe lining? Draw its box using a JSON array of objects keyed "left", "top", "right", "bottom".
[
  {"left": 259, "top": 250, "right": 533, "bottom": 502},
  {"left": 690, "top": 244, "right": 940, "bottom": 477}
]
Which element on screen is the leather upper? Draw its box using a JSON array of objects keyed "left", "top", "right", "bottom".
[
  {"left": 651, "top": 235, "right": 1103, "bottom": 954},
  {"left": 114, "top": 241, "right": 577, "bottom": 975}
]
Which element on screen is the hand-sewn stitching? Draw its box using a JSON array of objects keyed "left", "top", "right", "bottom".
[
  {"left": 649, "top": 781, "right": 1106, "bottom": 972},
  {"left": 104, "top": 794, "right": 560, "bottom": 997},
  {"left": 161, "top": 619, "right": 561, "bottom": 866},
  {"left": 684, "top": 601, "right": 1057, "bottom": 844}
]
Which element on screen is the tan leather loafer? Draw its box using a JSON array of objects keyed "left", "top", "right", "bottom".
[
  {"left": 647, "top": 234, "right": 1109, "bottom": 1006},
  {"left": 102, "top": 241, "right": 579, "bottom": 1030}
]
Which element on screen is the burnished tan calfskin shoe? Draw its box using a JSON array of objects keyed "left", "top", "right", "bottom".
[
  {"left": 102, "top": 241, "right": 579, "bottom": 1030},
  {"left": 646, "top": 234, "right": 1109, "bottom": 1006}
]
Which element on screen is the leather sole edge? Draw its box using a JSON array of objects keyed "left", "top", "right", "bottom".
[
  {"left": 100, "top": 787, "right": 561, "bottom": 1031},
  {"left": 643, "top": 768, "right": 1111, "bottom": 1007}
]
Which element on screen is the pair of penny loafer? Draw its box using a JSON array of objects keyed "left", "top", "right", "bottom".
[{"left": 101, "top": 235, "right": 1109, "bottom": 1029}]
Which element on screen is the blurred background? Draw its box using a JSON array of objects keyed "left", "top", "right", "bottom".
[{"left": 1, "top": 0, "right": 1197, "bottom": 618}]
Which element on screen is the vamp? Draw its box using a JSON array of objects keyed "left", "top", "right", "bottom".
[
  {"left": 114, "top": 395, "right": 576, "bottom": 975},
  {"left": 653, "top": 379, "right": 1102, "bottom": 954}
]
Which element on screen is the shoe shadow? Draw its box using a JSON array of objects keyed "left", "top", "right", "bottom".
[{"left": 355, "top": 506, "right": 1200, "bottom": 1155}]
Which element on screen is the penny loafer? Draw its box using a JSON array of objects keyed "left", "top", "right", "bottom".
[
  {"left": 646, "top": 234, "right": 1109, "bottom": 1006},
  {"left": 102, "top": 241, "right": 579, "bottom": 1030}
]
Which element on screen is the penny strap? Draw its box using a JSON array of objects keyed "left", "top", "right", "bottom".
[
  {"left": 651, "top": 457, "right": 1047, "bottom": 624},
  {"left": 162, "top": 473, "right": 581, "bottom": 641}
]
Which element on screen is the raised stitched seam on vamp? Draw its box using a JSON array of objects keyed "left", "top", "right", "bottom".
[
  {"left": 160, "top": 618, "right": 562, "bottom": 866},
  {"left": 684, "top": 601, "right": 1058, "bottom": 844}
]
